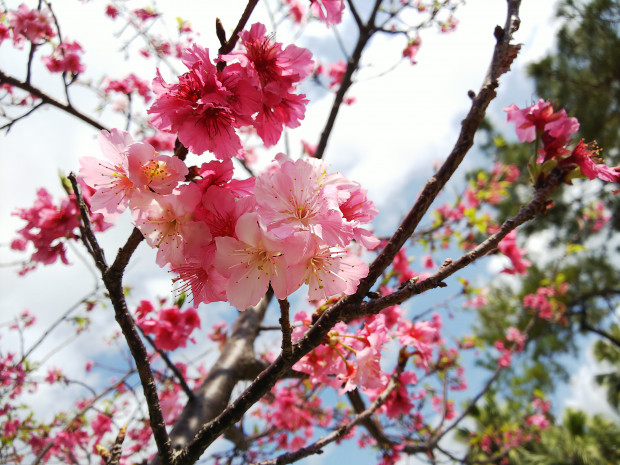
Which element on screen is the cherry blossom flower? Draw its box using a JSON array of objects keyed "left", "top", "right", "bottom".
[
  {"left": 126, "top": 142, "right": 188, "bottom": 194},
  {"left": 132, "top": 183, "right": 207, "bottom": 267},
  {"left": 403, "top": 37, "right": 421, "bottom": 65},
  {"left": 79, "top": 129, "right": 136, "bottom": 220},
  {"left": 504, "top": 99, "right": 579, "bottom": 143},
  {"left": 298, "top": 243, "right": 369, "bottom": 301},
  {"left": 42, "top": 41, "right": 85, "bottom": 74},
  {"left": 7, "top": 4, "right": 56, "bottom": 45},
  {"left": 214, "top": 213, "right": 304, "bottom": 309},
  {"left": 310, "top": 0, "right": 345, "bottom": 26},
  {"left": 497, "top": 230, "right": 531, "bottom": 275},
  {"left": 134, "top": 300, "right": 201, "bottom": 351},
  {"left": 255, "top": 155, "right": 353, "bottom": 246}
]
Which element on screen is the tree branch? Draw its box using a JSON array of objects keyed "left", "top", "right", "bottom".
[
  {"left": 153, "top": 290, "right": 273, "bottom": 464},
  {"left": 252, "top": 365, "right": 404, "bottom": 465},
  {"left": 0, "top": 70, "right": 107, "bottom": 131},
  {"left": 68, "top": 174, "right": 173, "bottom": 465}
]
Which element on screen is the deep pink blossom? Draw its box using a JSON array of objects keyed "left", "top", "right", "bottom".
[
  {"left": 497, "top": 230, "right": 531, "bottom": 275},
  {"left": 504, "top": 99, "right": 579, "bottom": 143},
  {"left": 11, "top": 188, "right": 81, "bottom": 272},
  {"left": 148, "top": 46, "right": 246, "bottom": 158},
  {"left": 403, "top": 37, "right": 421, "bottom": 65},
  {"left": 104, "top": 73, "right": 151, "bottom": 102},
  {"left": 42, "top": 41, "right": 85, "bottom": 74},
  {"left": 562, "top": 140, "right": 620, "bottom": 185},
  {"left": 7, "top": 4, "right": 55, "bottom": 45},
  {"left": 135, "top": 301, "right": 201, "bottom": 351}
]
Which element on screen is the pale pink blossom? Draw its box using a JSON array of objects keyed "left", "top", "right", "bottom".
[
  {"left": 132, "top": 183, "right": 207, "bottom": 267},
  {"left": 214, "top": 213, "right": 304, "bottom": 309},
  {"left": 79, "top": 129, "right": 136, "bottom": 220},
  {"left": 255, "top": 155, "right": 353, "bottom": 246},
  {"left": 126, "top": 142, "right": 188, "bottom": 194}
]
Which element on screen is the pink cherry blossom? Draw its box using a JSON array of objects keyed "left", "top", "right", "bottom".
[
  {"left": 7, "top": 4, "right": 56, "bottom": 45},
  {"left": 255, "top": 155, "right": 353, "bottom": 246},
  {"left": 214, "top": 213, "right": 303, "bottom": 309},
  {"left": 134, "top": 300, "right": 201, "bottom": 351},
  {"left": 11, "top": 188, "right": 81, "bottom": 273},
  {"left": 42, "top": 41, "right": 85, "bottom": 74},
  {"left": 504, "top": 99, "right": 579, "bottom": 143},
  {"left": 562, "top": 140, "right": 620, "bottom": 185},
  {"left": 126, "top": 142, "right": 188, "bottom": 194},
  {"left": 132, "top": 183, "right": 207, "bottom": 267},
  {"left": 403, "top": 37, "right": 421, "bottom": 65},
  {"left": 79, "top": 129, "right": 136, "bottom": 220},
  {"left": 148, "top": 46, "right": 244, "bottom": 158},
  {"left": 497, "top": 230, "right": 531, "bottom": 275},
  {"left": 310, "top": 0, "right": 345, "bottom": 26},
  {"left": 300, "top": 244, "right": 369, "bottom": 301}
]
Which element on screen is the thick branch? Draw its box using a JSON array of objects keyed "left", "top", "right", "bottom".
[
  {"left": 68, "top": 174, "right": 173, "bottom": 465},
  {"left": 154, "top": 290, "right": 273, "bottom": 464},
  {"left": 353, "top": 0, "right": 522, "bottom": 300},
  {"left": 345, "top": 168, "right": 564, "bottom": 321}
]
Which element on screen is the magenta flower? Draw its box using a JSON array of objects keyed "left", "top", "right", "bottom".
[
  {"left": 504, "top": 99, "right": 578, "bottom": 143},
  {"left": 497, "top": 230, "right": 531, "bottom": 275}
]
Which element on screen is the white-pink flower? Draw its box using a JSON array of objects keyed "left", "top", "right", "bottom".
[
  {"left": 79, "top": 129, "right": 136, "bottom": 220},
  {"left": 214, "top": 213, "right": 305, "bottom": 309},
  {"left": 255, "top": 155, "right": 353, "bottom": 246}
]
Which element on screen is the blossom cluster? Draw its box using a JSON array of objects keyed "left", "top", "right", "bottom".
[
  {"left": 1, "top": 4, "right": 86, "bottom": 75},
  {"left": 504, "top": 98, "right": 620, "bottom": 188},
  {"left": 134, "top": 300, "right": 201, "bottom": 351},
  {"left": 80, "top": 129, "right": 378, "bottom": 310},
  {"left": 148, "top": 23, "right": 313, "bottom": 158},
  {"left": 10, "top": 182, "right": 110, "bottom": 274},
  {"left": 2, "top": 3, "right": 55, "bottom": 47}
]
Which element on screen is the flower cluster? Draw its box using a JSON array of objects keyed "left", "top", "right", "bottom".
[
  {"left": 3, "top": 3, "right": 55, "bottom": 47},
  {"left": 148, "top": 23, "right": 313, "bottom": 158},
  {"left": 504, "top": 99, "right": 620, "bottom": 188},
  {"left": 134, "top": 300, "right": 200, "bottom": 351},
  {"left": 42, "top": 40, "right": 85, "bottom": 75},
  {"left": 523, "top": 282, "right": 568, "bottom": 322},
  {"left": 81, "top": 129, "right": 377, "bottom": 310},
  {"left": 11, "top": 183, "right": 110, "bottom": 274}
]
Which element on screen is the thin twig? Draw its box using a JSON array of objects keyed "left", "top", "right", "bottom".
[
  {"left": 218, "top": 0, "right": 260, "bottom": 55},
  {"left": 0, "top": 70, "right": 107, "bottom": 131}
]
